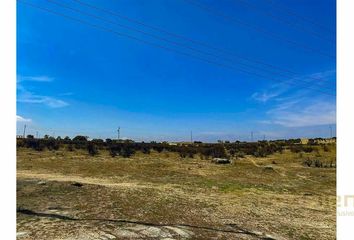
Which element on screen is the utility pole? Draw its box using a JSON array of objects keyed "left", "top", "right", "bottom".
[
  {"left": 23, "top": 124, "right": 27, "bottom": 138},
  {"left": 329, "top": 125, "right": 333, "bottom": 138},
  {"left": 263, "top": 134, "right": 266, "bottom": 141},
  {"left": 36, "top": 131, "right": 39, "bottom": 139},
  {"left": 117, "top": 127, "right": 120, "bottom": 140},
  {"left": 190, "top": 130, "right": 193, "bottom": 144},
  {"left": 251, "top": 131, "right": 254, "bottom": 142}
]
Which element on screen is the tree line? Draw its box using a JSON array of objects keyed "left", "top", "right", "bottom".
[{"left": 17, "top": 135, "right": 334, "bottom": 159}]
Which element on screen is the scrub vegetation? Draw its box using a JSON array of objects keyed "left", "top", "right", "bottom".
[{"left": 17, "top": 137, "right": 336, "bottom": 239}]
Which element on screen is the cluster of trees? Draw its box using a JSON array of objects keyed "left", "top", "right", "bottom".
[
  {"left": 289, "top": 145, "right": 315, "bottom": 153},
  {"left": 17, "top": 136, "right": 60, "bottom": 151},
  {"left": 17, "top": 135, "right": 333, "bottom": 159},
  {"left": 224, "top": 141, "right": 283, "bottom": 158},
  {"left": 17, "top": 135, "right": 228, "bottom": 158}
]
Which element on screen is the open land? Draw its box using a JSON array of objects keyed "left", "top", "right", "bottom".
[{"left": 17, "top": 143, "right": 336, "bottom": 240}]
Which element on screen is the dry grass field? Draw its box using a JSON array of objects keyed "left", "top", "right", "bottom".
[{"left": 17, "top": 144, "right": 336, "bottom": 240}]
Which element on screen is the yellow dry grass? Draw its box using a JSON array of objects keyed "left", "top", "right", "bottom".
[{"left": 17, "top": 145, "right": 336, "bottom": 239}]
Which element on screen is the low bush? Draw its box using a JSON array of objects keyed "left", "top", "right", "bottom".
[
  {"left": 120, "top": 147, "right": 135, "bottom": 158},
  {"left": 87, "top": 143, "right": 98, "bottom": 156},
  {"left": 303, "top": 158, "right": 313, "bottom": 167}
]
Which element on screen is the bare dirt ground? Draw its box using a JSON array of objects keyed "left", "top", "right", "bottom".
[{"left": 17, "top": 147, "right": 336, "bottom": 239}]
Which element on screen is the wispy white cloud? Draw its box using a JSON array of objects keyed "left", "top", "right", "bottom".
[
  {"left": 251, "top": 69, "right": 336, "bottom": 103},
  {"left": 18, "top": 75, "right": 54, "bottom": 82},
  {"left": 251, "top": 82, "right": 290, "bottom": 103},
  {"left": 267, "top": 99, "right": 302, "bottom": 113},
  {"left": 281, "top": 69, "right": 336, "bottom": 88},
  {"left": 307, "top": 69, "right": 336, "bottom": 83},
  {"left": 16, "top": 115, "right": 32, "bottom": 122},
  {"left": 17, "top": 75, "right": 69, "bottom": 108},
  {"left": 264, "top": 98, "right": 336, "bottom": 127},
  {"left": 18, "top": 91, "right": 69, "bottom": 108},
  {"left": 251, "top": 91, "right": 281, "bottom": 103},
  {"left": 253, "top": 69, "right": 336, "bottom": 128}
]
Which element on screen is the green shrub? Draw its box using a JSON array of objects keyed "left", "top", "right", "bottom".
[
  {"left": 314, "top": 159, "right": 323, "bottom": 168},
  {"left": 46, "top": 138, "right": 60, "bottom": 150},
  {"left": 120, "top": 147, "right": 135, "bottom": 158},
  {"left": 141, "top": 147, "right": 151, "bottom": 154},
  {"left": 87, "top": 143, "right": 98, "bottom": 156},
  {"left": 323, "top": 145, "right": 330, "bottom": 152},
  {"left": 67, "top": 144, "right": 74, "bottom": 151},
  {"left": 303, "top": 158, "right": 312, "bottom": 167}
]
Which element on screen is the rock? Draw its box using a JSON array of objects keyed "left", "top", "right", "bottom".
[
  {"left": 140, "top": 226, "right": 162, "bottom": 238},
  {"left": 37, "top": 181, "right": 46, "bottom": 185},
  {"left": 164, "top": 226, "right": 193, "bottom": 238},
  {"left": 99, "top": 232, "right": 116, "bottom": 239},
  {"left": 47, "top": 205, "right": 62, "bottom": 210},
  {"left": 211, "top": 158, "right": 231, "bottom": 164},
  {"left": 264, "top": 234, "right": 277, "bottom": 240},
  {"left": 71, "top": 182, "right": 83, "bottom": 187},
  {"left": 263, "top": 165, "right": 274, "bottom": 171},
  {"left": 114, "top": 229, "right": 139, "bottom": 238},
  {"left": 16, "top": 232, "right": 29, "bottom": 238}
]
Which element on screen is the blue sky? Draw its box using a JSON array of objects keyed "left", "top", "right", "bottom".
[{"left": 17, "top": 0, "right": 336, "bottom": 142}]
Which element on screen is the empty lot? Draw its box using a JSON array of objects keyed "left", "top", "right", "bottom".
[{"left": 17, "top": 146, "right": 336, "bottom": 239}]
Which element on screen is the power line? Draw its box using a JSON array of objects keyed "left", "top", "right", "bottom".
[
  {"left": 18, "top": 0, "right": 335, "bottom": 96},
  {"left": 20, "top": 0, "right": 335, "bottom": 95},
  {"left": 264, "top": 0, "right": 335, "bottom": 34},
  {"left": 71, "top": 0, "right": 335, "bottom": 89},
  {"left": 46, "top": 0, "right": 334, "bottom": 92},
  {"left": 183, "top": 0, "right": 335, "bottom": 59},
  {"left": 47, "top": 0, "right": 290, "bottom": 77},
  {"left": 234, "top": 0, "right": 335, "bottom": 43}
]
